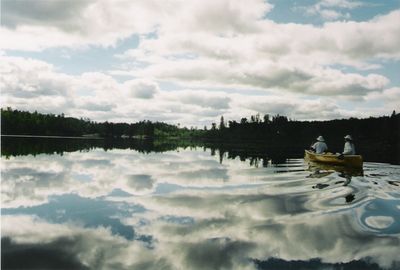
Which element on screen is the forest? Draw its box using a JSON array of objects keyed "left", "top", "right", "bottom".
[
  {"left": 1, "top": 107, "right": 399, "bottom": 164},
  {"left": 204, "top": 112, "right": 399, "bottom": 163},
  {"left": 0, "top": 107, "right": 204, "bottom": 139}
]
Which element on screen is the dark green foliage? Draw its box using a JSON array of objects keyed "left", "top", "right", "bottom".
[
  {"left": 0, "top": 108, "right": 201, "bottom": 139},
  {"left": 1, "top": 108, "right": 399, "bottom": 164},
  {"left": 204, "top": 112, "right": 400, "bottom": 164}
]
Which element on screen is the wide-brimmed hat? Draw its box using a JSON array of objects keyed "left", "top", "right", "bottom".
[
  {"left": 344, "top": 135, "right": 353, "bottom": 140},
  {"left": 317, "top": 136, "right": 325, "bottom": 142}
]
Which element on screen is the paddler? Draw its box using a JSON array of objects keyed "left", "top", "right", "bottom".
[{"left": 310, "top": 136, "right": 328, "bottom": 154}]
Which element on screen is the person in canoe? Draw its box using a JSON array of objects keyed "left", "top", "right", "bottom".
[
  {"left": 310, "top": 136, "right": 328, "bottom": 154},
  {"left": 342, "top": 135, "right": 356, "bottom": 155}
]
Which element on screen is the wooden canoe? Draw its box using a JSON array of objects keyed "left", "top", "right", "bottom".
[{"left": 304, "top": 150, "right": 363, "bottom": 168}]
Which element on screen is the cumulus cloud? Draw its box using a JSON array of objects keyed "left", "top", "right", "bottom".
[
  {"left": 0, "top": 0, "right": 273, "bottom": 51},
  {"left": 80, "top": 101, "right": 115, "bottom": 112},
  {"left": 235, "top": 95, "right": 343, "bottom": 120},
  {"left": 0, "top": 56, "right": 73, "bottom": 98},
  {"left": 141, "top": 9, "right": 400, "bottom": 62},
  {"left": 364, "top": 87, "right": 400, "bottom": 112},
  {"left": 135, "top": 58, "right": 388, "bottom": 98},
  {"left": 163, "top": 90, "right": 231, "bottom": 110},
  {"left": 1, "top": 1, "right": 399, "bottom": 124},
  {"left": 1, "top": 1, "right": 400, "bottom": 267},
  {"left": 123, "top": 79, "right": 159, "bottom": 99},
  {"left": 322, "top": 11, "right": 400, "bottom": 60},
  {"left": 117, "top": 10, "right": 398, "bottom": 100},
  {"left": 2, "top": 0, "right": 92, "bottom": 30},
  {"left": 0, "top": 56, "right": 75, "bottom": 113},
  {"left": 0, "top": 56, "right": 233, "bottom": 125},
  {"left": 0, "top": 0, "right": 164, "bottom": 50},
  {"left": 159, "top": 0, "right": 272, "bottom": 35},
  {"left": 1, "top": 54, "right": 394, "bottom": 125}
]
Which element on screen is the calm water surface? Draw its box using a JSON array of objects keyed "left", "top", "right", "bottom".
[{"left": 1, "top": 141, "right": 400, "bottom": 269}]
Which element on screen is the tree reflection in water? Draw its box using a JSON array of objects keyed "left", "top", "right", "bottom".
[{"left": 2, "top": 137, "right": 400, "bottom": 270}]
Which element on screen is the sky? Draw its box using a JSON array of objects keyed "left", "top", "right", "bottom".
[{"left": 0, "top": 0, "right": 399, "bottom": 127}]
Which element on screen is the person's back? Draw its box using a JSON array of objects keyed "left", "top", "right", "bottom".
[
  {"left": 311, "top": 136, "right": 328, "bottom": 154},
  {"left": 343, "top": 135, "right": 356, "bottom": 155}
]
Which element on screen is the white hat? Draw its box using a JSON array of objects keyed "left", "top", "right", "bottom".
[
  {"left": 344, "top": 135, "right": 352, "bottom": 140},
  {"left": 317, "top": 136, "right": 325, "bottom": 142}
]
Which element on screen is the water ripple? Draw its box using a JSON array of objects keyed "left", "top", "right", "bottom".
[{"left": 2, "top": 148, "right": 400, "bottom": 270}]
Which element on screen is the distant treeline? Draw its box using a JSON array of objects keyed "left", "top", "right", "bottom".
[
  {"left": 204, "top": 112, "right": 400, "bottom": 163},
  {"left": 1, "top": 107, "right": 399, "bottom": 163},
  {"left": 1, "top": 108, "right": 204, "bottom": 139}
]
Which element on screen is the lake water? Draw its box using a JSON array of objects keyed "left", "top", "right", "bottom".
[{"left": 1, "top": 138, "right": 400, "bottom": 270}]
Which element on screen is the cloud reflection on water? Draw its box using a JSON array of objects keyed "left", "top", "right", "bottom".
[{"left": 2, "top": 148, "right": 400, "bottom": 269}]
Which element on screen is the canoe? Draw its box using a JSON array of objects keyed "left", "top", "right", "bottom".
[
  {"left": 304, "top": 150, "right": 363, "bottom": 168},
  {"left": 307, "top": 159, "right": 364, "bottom": 177}
]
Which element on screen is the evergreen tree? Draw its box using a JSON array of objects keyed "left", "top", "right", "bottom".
[{"left": 219, "top": 116, "right": 225, "bottom": 130}]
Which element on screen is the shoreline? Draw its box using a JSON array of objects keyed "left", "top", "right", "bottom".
[{"left": 1, "top": 134, "right": 103, "bottom": 140}]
